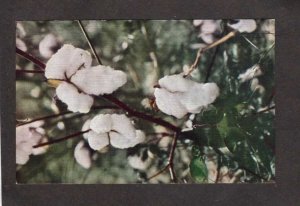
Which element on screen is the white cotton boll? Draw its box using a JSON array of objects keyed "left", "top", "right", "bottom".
[
  {"left": 238, "top": 64, "right": 262, "bottom": 83},
  {"left": 69, "top": 48, "right": 92, "bottom": 71},
  {"left": 74, "top": 141, "right": 92, "bottom": 169},
  {"left": 228, "top": 19, "right": 257, "bottom": 33},
  {"left": 154, "top": 88, "right": 188, "bottom": 119},
  {"left": 109, "top": 132, "right": 135, "bottom": 149},
  {"left": 199, "top": 33, "right": 215, "bottom": 44},
  {"left": 70, "top": 65, "right": 127, "bottom": 95},
  {"left": 201, "top": 20, "right": 219, "bottom": 34},
  {"left": 90, "top": 114, "right": 112, "bottom": 134},
  {"left": 158, "top": 74, "right": 195, "bottom": 93},
  {"left": 45, "top": 44, "right": 92, "bottom": 80},
  {"left": 87, "top": 131, "right": 109, "bottom": 151},
  {"left": 56, "top": 82, "right": 94, "bottom": 113},
  {"left": 128, "top": 155, "right": 151, "bottom": 170},
  {"left": 39, "top": 34, "right": 59, "bottom": 59},
  {"left": 82, "top": 119, "right": 91, "bottom": 139},
  {"left": 16, "top": 38, "right": 27, "bottom": 51},
  {"left": 193, "top": 20, "right": 203, "bottom": 27},
  {"left": 180, "top": 83, "right": 219, "bottom": 113},
  {"left": 111, "top": 114, "right": 136, "bottom": 138},
  {"left": 16, "top": 143, "right": 32, "bottom": 165}
]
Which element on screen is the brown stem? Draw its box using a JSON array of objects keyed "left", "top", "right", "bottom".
[
  {"left": 17, "top": 105, "right": 118, "bottom": 127},
  {"left": 146, "top": 132, "right": 179, "bottom": 183},
  {"left": 16, "top": 47, "right": 45, "bottom": 70},
  {"left": 16, "top": 69, "right": 45, "bottom": 74},
  {"left": 167, "top": 132, "right": 179, "bottom": 182},
  {"left": 184, "top": 31, "right": 237, "bottom": 77},
  {"left": 33, "top": 130, "right": 90, "bottom": 148},
  {"left": 256, "top": 105, "right": 275, "bottom": 115},
  {"left": 102, "top": 94, "right": 181, "bottom": 133}
]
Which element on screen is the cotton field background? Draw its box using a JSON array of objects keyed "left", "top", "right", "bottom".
[{"left": 16, "top": 20, "right": 275, "bottom": 184}]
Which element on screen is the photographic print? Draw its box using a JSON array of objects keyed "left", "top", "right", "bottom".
[{"left": 15, "top": 19, "right": 275, "bottom": 184}]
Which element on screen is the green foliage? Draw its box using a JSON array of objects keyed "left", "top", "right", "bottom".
[{"left": 190, "top": 157, "right": 208, "bottom": 183}]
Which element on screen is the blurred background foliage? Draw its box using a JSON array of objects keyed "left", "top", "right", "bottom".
[{"left": 16, "top": 19, "right": 275, "bottom": 184}]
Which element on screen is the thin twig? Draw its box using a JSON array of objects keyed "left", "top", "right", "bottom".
[
  {"left": 16, "top": 105, "right": 118, "bottom": 127},
  {"left": 16, "top": 69, "right": 45, "bottom": 74},
  {"left": 101, "top": 94, "right": 181, "bottom": 132},
  {"left": 184, "top": 31, "right": 237, "bottom": 77},
  {"left": 33, "top": 130, "right": 90, "bottom": 148},
  {"left": 167, "top": 132, "right": 179, "bottom": 182},
  {"left": 77, "top": 20, "right": 102, "bottom": 65},
  {"left": 255, "top": 105, "right": 275, "bottom": 115},
  {"left": 16, "top": 47, "right": 45, "bottom": 70}
]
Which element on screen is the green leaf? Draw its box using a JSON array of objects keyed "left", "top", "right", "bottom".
[{"left": 190, "top": 157, "right": 208, "bottom": 183}]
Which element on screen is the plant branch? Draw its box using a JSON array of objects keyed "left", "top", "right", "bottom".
[
  {"left": 101, "top": 94, "right": 181, "bottom": 133},
  {"left": 16, "top": 48, "right": 181, "bottom": 133},
  {"left": 77, "top": 20, "right": 102, "bottom": 65},
  {"left": 205, "top": 46, "right": 220, "bottom": 83},
  {"left": 184, "top": 31, "right": 237, "bottom": 77},
  {"left": 16, "top": 69, "right": 45, "bottom": 74},
  {"left": 16, "top": 47, "right": 45, "bottom": 70},
  {"left": 17, "top": 105, "right": 118, "bottom": 127},
  {"left": 33, "top": 130, "right": 90, "bottom": 148}
]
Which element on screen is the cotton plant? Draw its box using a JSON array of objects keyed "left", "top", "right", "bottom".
[
  {"left": 238, "top": 64, "right": 263, "bottom": 83},
  {"left": 39, "top": 33, "right": 60, "bottom": 59},
  {"left": 74, "top": 140, "right": 92, "bottom": 169},
  {"left": 16, "top": 121, "right": 48, "bottom": 165},
  {"left": 227, "top": 19, "right": 257, "bottom": 33},
  {"left": 193, "top": 20, "right": 222, "bottom": 44},
  {"left": 81, "top": 114, "right": 145, "bottom": 151},
  {"left": 44, "top": 44, "right": 127, "bottom": 113},
  {"left": 154, "top": 74, "right": 220, "bottom": 118}
]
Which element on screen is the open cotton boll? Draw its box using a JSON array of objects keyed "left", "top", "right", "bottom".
[
  {"left": 56, "top": 82, "right": 94, "bottom": 113},
  {"left": 16, "top": 142, "right": 33, "bottom": 165},
  {"left": 180, "top": 83, "right": 219, "bottom": 113},
  {"left": 193, "top": 20, "right": 203, "bottom": 27},
  {"left": 70, "top": 65, "right": 127, "bottom": 95},
  {"left": 111, "top": 114, "right": 136, "bottom": 138},
  {"left": 45, "top": 44, "right": 92, "bottom": 80},
  {"left": 16, "top": 38, "right": 27, "bottom": 52},
  {"left": 90, "top": 114, "right": 112, "bottom": 134},
  {"left": 228, "top": 19, "right": 257, "bottom": 33},
  {"left": 39, "top": 34, "right": 59, "bottom": 59},
  {"left": 86, "top": 131, "right": 109, "bottom": 151},
  {"left": 154, "top": 88, "right": 188, "bottom": 119},
  {"left": 109, "top": 130, "right": 144, "bottom": 149},
  {"left": 158, "top": 74, "right": 195, "bottom": 93},
  {"left": 238, "top": 64, "right": 262, "bottom": 83},
  {"left": 82, "top": 119, "right": 91, "bottom": 140},
  {"left": 74, "top": 141, "right": 92, "bottom": 169}
]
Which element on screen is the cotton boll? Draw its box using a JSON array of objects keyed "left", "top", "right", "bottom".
[
  {"left": 16, "top": 142, "right": 32, "bottom": 165},
  {"left": 69, "top": 48, "right": 92, "bottom": 71},
  {"left": 199, "top": 33, "right": 215, "bottom": 44},
  {"left": 201, "top": 20, "right": 219, "bottom": 34},
  {"left": 82, "top": 119, "right": 91, "bottom": 139},
  {"left": 90, "top": 114, "right": 112, "bottom": 134},
  {"left": 74, "top": 141, "right": 92, "bottom": 169},
  {"left": 45, "top": 44, "right": 92, "bottom": 80},
  {"left": 158, "top": 74, "right": 195, "bottom": 93},
  {"left": 16, "top": 38, "right": 27, "bottom": 51},
  {"left": 128, "top": 154, "right": 152, "bottom": 170},
  {"left": 193, "top": 20, "right": 203, "bottom": 27},
  {"left": 250, "top": 78, "right": 265, "bottom": 94},
  {"left": 154, "top": 88, "right": 188, "bottom": 119},
  {"left": 109, "top": 132, "right": 133, "bottom": 149},
  {"left": 86, "top": 131, "right": 109, "bottom": 151},
  {"left": 111, "top": 114, "right": 136, "bottom": 138},
  {"left": 228, "top": 19, "right": 257, "bottom": 33},
  {"left": 39, "top": 34, "right": 59, "bottom": 59},
  {"left": 70, "top": 65, "right": 127, "bottom": 95},
  {"left": 238, "top": 64, "right": 262, "bottom": 83},
  {"left": 56, "top": 82, "right": 94, "bottom": 113}
]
